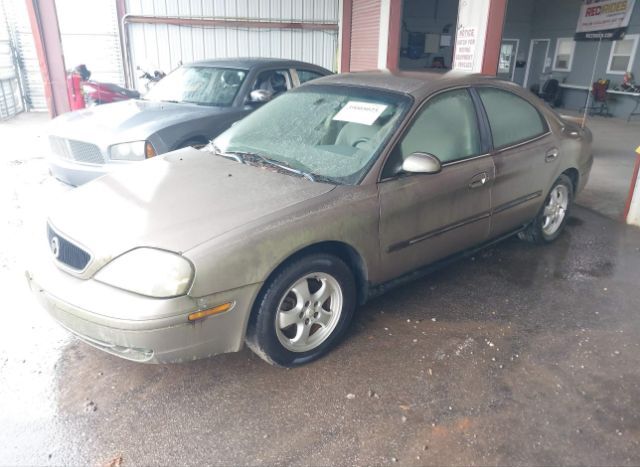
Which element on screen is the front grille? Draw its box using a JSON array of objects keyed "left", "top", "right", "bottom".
[
  {"left": 49, "top": 136, "right": 104, "bottom": 164},
  {"left": 47, "top": 224, "right": 92, "bottom": 271}
]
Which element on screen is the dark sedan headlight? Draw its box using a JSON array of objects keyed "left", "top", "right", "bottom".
[
  {"left": 94, "top": 248, "right": 194, "bottom": 298},
  {"left": 109, "top": 141, "right": 156, "bottom": 161}
]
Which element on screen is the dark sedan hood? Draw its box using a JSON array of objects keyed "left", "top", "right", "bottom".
[
  {"left": 47, "top": 149, "right": 336, "bottom": 272},
  {"left": 48, "top": 99, "right": 227, "bottom": 143}
]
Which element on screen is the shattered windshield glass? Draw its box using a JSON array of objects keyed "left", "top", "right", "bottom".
[
  {"left": 144, "top": 66, "right": 246, "bottom": 107},
  {"left": 212, "top": 85, "right": 411, "bottom": 184}
]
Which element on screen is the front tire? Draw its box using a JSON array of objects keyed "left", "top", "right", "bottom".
[
  {"left": 519, "top": 174, "right": 573, "bottom": 244},
  {"left": 246, "top": 254, "right": 356, "bottom": 367}
]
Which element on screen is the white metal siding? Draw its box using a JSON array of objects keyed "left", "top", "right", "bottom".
[
  {"left": 55, "top": 0, "right": 125, "bottom": 86},
  {"left": 125, "top": 0, "right": 339, "bottom": 90},
  {"left": 0, "top": 26, "right": 23, "bottom": 118}
]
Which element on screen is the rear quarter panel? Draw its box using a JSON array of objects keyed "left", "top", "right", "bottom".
[{"left": 546, "top": 108, "right": 593, "bottom": 195}]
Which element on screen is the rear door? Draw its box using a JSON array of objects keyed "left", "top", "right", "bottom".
[
  {"left": 377, "top": 88, "right": 495, "bottom": 281},
  {"left": 474, "top": 86, "right": 560, "bottom": 238}
]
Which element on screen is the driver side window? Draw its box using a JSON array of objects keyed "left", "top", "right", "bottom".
[
  {"left": 382, "top": 88, "right": 481, "bottom": 178},
  {"left": 252, "top": 69, "right": 292, "bottom": 97}
]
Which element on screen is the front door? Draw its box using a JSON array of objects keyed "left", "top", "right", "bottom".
[
  {"left": 497, "top": 39, "right": 519, "bottom": 81},
  {"left": 378, "top": 88, "right": 495, "bottom": 281},
  {"left": 525, "top": 39, "right": 550, "bottom": 91}
]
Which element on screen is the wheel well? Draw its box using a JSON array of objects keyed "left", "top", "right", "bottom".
[
  {"left": 562, "top": 168, "right": 579, "bottom": 193},
  {"left": 263, "top": 242, "right": 369, "bottom": 306}
]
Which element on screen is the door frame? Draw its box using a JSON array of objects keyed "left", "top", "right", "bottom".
[
  {"left": 523, "top": 38, "right": 550, "bottom": 89},
  {"left": 499, "top": 38, "right": 520, "bottom": 82}
]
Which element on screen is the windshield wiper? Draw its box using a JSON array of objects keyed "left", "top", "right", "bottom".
[
  {"left": 220, "top": 150, "right": 317, "bottom": 182},
  {"left": 207, "top": 146, "right": 338, "bottom": 184},
  {"left": 209, "top": 144, "right": 243, "bottom": 163}
]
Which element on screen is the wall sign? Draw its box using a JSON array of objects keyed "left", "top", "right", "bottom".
[
  {"left": 453, "top": 0, "right": 491, "bottom": 73},
  {"left": 575, "top": 0, "right": 637, "bottom": 41}
]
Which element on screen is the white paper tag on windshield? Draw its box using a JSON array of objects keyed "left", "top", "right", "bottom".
[{"left": 333, "top": 101, "right": 388, "bottom": 126}]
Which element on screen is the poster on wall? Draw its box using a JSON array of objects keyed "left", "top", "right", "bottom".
[
  {"left": 575, "top": 0, "right": 637, "bottom": 40},
  {"left": 452, "top": 0, "right": 491, "bottom": 72}
]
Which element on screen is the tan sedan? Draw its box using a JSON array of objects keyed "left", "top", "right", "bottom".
[{"left": 27, "top": 71, "right": 593, "bottom": 367}]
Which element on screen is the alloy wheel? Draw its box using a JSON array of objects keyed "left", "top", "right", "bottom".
[
  {"left": 542, "top": 184, "right": 569, "bottom": 236},
  {"left": 275, "top": 273, "right": 343, "bottom": 353}
]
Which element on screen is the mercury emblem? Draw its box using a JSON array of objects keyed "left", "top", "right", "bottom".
[{"left": 50, "top": 236, "right": 60, "bottom": 259}]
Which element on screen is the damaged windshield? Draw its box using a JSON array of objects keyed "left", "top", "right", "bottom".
[
  {"left": 212, "top": 85, "right": 411, "bottom": 184},
  {"left": 144, "top": 66, "right": 246, "bottom": 106}
]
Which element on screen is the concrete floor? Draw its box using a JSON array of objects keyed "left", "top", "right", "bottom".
[
  {"left": 0, "top": 112, "right": 639, "bottom": 466},
  {"left": 562, "top": 110, "right": 640, "bottom": 220}
]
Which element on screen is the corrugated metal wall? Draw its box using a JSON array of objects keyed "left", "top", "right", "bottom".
[
  {"left": 0, "top": 18, "right": 23, "bottom": 119},
  {"left": 55, "top": 0, "right": 125, "bottom": 86},
  {"left": 349, "top": 0, "right": 381, "bottom": 71},
  {"left": 1, "top": 0, "right": 46, "bottom": 111},
  {"left": 125, "top": 0, "right": 339, "bottom": 90}
]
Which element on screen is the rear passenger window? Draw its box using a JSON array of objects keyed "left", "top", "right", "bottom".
[
  {"left": 477, "top": 87, "right": 548, "bottom": 149},
  {"left": 297, "top": 69, "right": 324, "bottom": 84}
]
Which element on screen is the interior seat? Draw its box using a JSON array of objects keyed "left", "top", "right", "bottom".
[{"left": 335, "top": 122, "right": 382, "bottom": 149}]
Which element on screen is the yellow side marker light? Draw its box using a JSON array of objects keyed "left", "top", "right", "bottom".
[
  {"left": 145, "top": 141, "right": 157, "bottom": 159},
  {"left": 188, "top": 302, "right": 234, "bottom": 321}
]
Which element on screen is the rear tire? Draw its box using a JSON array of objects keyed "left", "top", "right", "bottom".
[
  {"left": 519, "top": 174, "right": 573, "bottom": 244},
  {"left": 246, "top": 253, "right": 356, "bottom": 367}
]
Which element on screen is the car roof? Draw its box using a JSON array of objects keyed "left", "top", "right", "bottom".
[
  {"left": 308, "top": 70, "right": 509, "bottom": 97},
  {"left": 186, "top": 57, "right": 330, "bottom": 71}
]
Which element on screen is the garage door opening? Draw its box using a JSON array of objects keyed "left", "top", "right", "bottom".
[{"left": 399, "top": 0, "right": 459, "bottom": 71}]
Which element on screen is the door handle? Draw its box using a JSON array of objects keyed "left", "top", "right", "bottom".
[
  {"left": 469, "top": 172, "right": 488, "bottom": 189},
  {"left": 545, "top": 148, "right": 559, "bottom": 162}
]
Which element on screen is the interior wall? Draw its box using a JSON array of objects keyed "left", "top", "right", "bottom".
[
  {"left": 399, "top": 0, "right": 458, "bottom": 70},
  {"left": 502, "top": 0, "right": 535, "bottom": 85},
  {"left": 531, "top": 0, "right": 640, "bottom": 85}
]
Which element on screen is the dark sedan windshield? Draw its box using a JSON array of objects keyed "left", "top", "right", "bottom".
[
  {"left": 213, "top": 85, "right": 411, "bottom": 184},
  {"left": 144, "top": 66, "right": 247, "bottom": 107}
]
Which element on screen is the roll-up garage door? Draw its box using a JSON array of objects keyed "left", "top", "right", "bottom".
[{"left": 349, "top": 0, "right": 381, "bottom": 71}]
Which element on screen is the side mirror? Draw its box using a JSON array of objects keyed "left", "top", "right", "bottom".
[
  {"left": 249, "top": 89, "right": 273, "bottom": 103},
  {"left": 402, "top": 152, "right": 442, "bottom": 174}
]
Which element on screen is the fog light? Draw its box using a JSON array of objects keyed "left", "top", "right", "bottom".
[{"left": 188, "top": 302, "right": 234, "bottom": 321}]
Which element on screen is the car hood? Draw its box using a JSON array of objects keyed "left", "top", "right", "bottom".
[
  {"left": 48, "top": 99, "right": 228, "bottom": 143},
  {"left": 47, "top": 149, "right": 336, "bottom": 275}
]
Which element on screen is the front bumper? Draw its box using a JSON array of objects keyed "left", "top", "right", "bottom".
[
  {"left": 48, "top": 155, "right": 116, "bottom": 187},
  {"left": 26, "top": 256, "right": 261, "bottom": 363}
]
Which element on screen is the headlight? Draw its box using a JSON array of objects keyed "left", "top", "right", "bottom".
[
  {"left": 109, "top": 141, "right": 156, "bottom": 161},
  {"left": 94, "top": 248, "right": 194, "bottom": 298}
]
